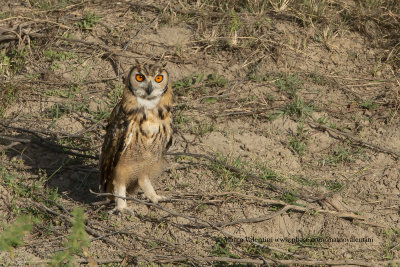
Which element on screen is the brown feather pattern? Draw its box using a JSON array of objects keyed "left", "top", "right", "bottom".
[{"left": 99, "top": 64, "right": 173, "bottom": 202}]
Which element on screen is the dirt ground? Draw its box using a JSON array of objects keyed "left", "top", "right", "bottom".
[{"left": 0, "top": 0, "right": 400, "bottom": 266}]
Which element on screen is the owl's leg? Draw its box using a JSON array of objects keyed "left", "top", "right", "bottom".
[
  {"left": 108, "top": 184, "right": 135, "bottom": 215},
  {"left": 138, "top": 175, "right": 165, "bottom": 204},
  {"left": 114, "top": 184, "right": 127, "bottom": 210},
  {"left": 109, "top": 166, "right": 135, "bottom": 215}
]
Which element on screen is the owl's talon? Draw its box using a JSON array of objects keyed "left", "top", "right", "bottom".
[
  {"left": 108, "top": 208, "right": 123, "bottom": 216},
  {"left": 108, "top": 207, "right": 134, "bottom": 216},
  {"left": 149, "top": 194, "right": 166, "bottom": 204}
]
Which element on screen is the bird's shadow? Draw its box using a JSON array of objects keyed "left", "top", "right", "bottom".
[{"left": 1, "top": 133, "right": 101, "bottom": 205}]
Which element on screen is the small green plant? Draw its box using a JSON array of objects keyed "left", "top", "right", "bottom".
[
  {"left": 210, "top": 237, "right": 239, "bottom": 258},
  {"left": 264, "top": 93, "right": 275, "bottom": 103},
  {"left": 211, "top": 155, "right": 247, "bottom": 189},
  {"left": 88, "top": 103, "right": 111, "bottom": 122},
  {"left": 107, "top": 84, "right": 124, "bottom": 107},
  {"left": 190, "top": 121, "right": 215, "bottom": 136},
  {"left": 44, "top": 85, "right": 80, "bottom": 99},
  {"left": 0, "top": 48, "right": 26, "bottom": 75},
  {"left": 293, "top": 175, "right": 317, "bottom": 186},
  {"left": 202, "top": 97, "right": 218, "bottom": 104},
  {"left": 314, "top": 25, "right": 339, "bottom": 49},
  {"left": 173, "top": 72, "right": 227, "bottom": 98},
  {"left": 45, "top": 187, "right": 61, "bottom": 205},
  {"left": 44, "top": 89, "right": 66, "bottom": 98},
  {"left": 359, "top": 99, "right": 379, "bottom": 110},
  {"left": 50, "top": 207, "right": 90, "bottom": 266},
  {"left": 211, "top": 154, "right": 282, "bottom": 188},
  {"left": 206, "top": 73, "right": 228, "bottom": 88},
  {"left": 76, "top": 11, "right": 102, "bottom": 30},
  {"left": 0, "top": 50, "right": 11, "bottom": 75},
  {"left": 228, "top": 10, "right": 242, "bottom": 33},
  {"left": 295, "top": 0, "right": 328, "bottom": 25},
  {"left": 283, "top": 97, "right": 314, "bottom": 119},
  {"left": 323, "top": 146, "right": 351, "bottom": 165},
  {"left": 268, "top": 0, "right": 291, "bottom": 12},
  {"left": 173, "top": 73, "right": 204, "bottom": 96},
  {"left": 244, "top": 242, "right": 271, "bottom": 256},
  {"left": 29, "top": 0, "right": 74, "bottom": 10},
  {"left": 259, "top": 165, "right": 280, "bottom": 181},
  {"left": 196, "top": 203, "right": 209, "bottom": 213},
  {"left": 44, "top": 49, "right": 77, "bottom": 61},
  {"left": 50, "top": 62, "right": 61, "bottom": 71},
  {"left": 0, "top": 84, "right": 16, "bottom": 118},
  {"left": 281, "top": 190, "right": 299, "bottom": 205},
  {"left": 0, "top": 12, "right": 9, "bottom": 19},
  {"left": 29, "top": 0, "right": 53, "bottom": 9},
  {"left": 0, "top": 216, "right": 35, "bottom": 253},
  {"left": 289, "top": 123, "right": 309, "bottom": 155},
  {"left": 1, "top": 166, "right": 60, "bottom": 212},
  {"left": 289, "top": 136, "right": 307, "bottom": 155},
  {"left": 324, "top": 180, "right": 344, "bottom": 192},
  {"left": 275, "top": 74, "right": 302, "bottom": 98},
  {"left": 316, "top": 115, "right": 328, "bottom": 124},
  {"left": 9, "top": 49, "right": 26, "bottom": 73},
  {"left": 47, "top": 104, "right": 68, "bottom": 120},
  {"left": 174, "top": 111, "right": 189, "bottom": 129},
  {"left": 212, "top": 161, "right": 246, "bottom": 189},
  {"left": 270, "top": 74, "right": 314, "bottom": 120},
  {"left": 1, "top": 166, "right": 33, "bottom": 198},
  {"left": 382, "top": 228, "right": 400, "bottom": 260},
  {"left": 329, "top": 121, "right": 338, "bottom": 129}
]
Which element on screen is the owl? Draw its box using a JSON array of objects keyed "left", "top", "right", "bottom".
[{"left": 99, "top": 63, "right": 173, "bottom": 214}]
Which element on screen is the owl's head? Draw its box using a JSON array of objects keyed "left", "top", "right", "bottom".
[{"left": 126, "top": 63, "right": 169, "bottom": 109}]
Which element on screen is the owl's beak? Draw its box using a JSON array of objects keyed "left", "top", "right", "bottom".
[{"left": 146, "top": 83, "right": 153, "bottom": 95}]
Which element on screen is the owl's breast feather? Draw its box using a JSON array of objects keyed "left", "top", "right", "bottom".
[{"left": 141, "top": 120, "right": 160, "bottom": 136}]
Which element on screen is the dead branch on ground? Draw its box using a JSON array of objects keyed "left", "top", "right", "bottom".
[
  {"left": 90, "top": 190, "right": 300, "bottom": 260},
  {"left": 27, "top": 198, "right": 124, "bottom": 250},
  {"left": 308, "top": 120, "right": 400, "bottom": 159}
]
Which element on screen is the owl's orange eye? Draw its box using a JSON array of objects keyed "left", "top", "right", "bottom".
[
  {"left": 136, "top": 74, "right": 144, "bottom": 82},
  {"left": 155, "top": 75, "right": 163, "bottom": 83}
]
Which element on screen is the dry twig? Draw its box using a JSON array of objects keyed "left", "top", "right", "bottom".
[
  {"left": 308, "top": 120, "right": 400, "bottom": 159},
  {"left": 167, "top": 151, "right": 323, "bottom": 202},
  {"left": 173, "top": 191, "right": 376, "bottom": 225},
  {"left": 27, "top": 199, "right": 124, "bottom": 250},
  {"left": 149, "top": 255, "right": 400, "bottom": 266},
  {"left": 90, "top": 190, "right": 311, "bottom": 260},
  {"left": 0, "top": 123, "right": 98, "bottom": 159}
]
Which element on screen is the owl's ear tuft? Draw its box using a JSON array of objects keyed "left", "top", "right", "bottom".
[{"left": 162, "top": 62, "right": 167, "bottom": 68}]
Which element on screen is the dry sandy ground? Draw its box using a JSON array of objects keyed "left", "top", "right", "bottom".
[{"left": 0, "top": 0, "right": 399, "bottom": 265}]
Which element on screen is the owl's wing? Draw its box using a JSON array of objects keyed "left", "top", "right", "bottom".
[
  {"left": 165, "top": 131, "right": 173, "bottom": 151},
  {"left": 99, "top": 103, "right": 130, "bottom": 192}
]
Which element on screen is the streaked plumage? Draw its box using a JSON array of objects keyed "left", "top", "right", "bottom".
[{"left": 100, "top": 63, "right": 173, "bottom": 213}]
